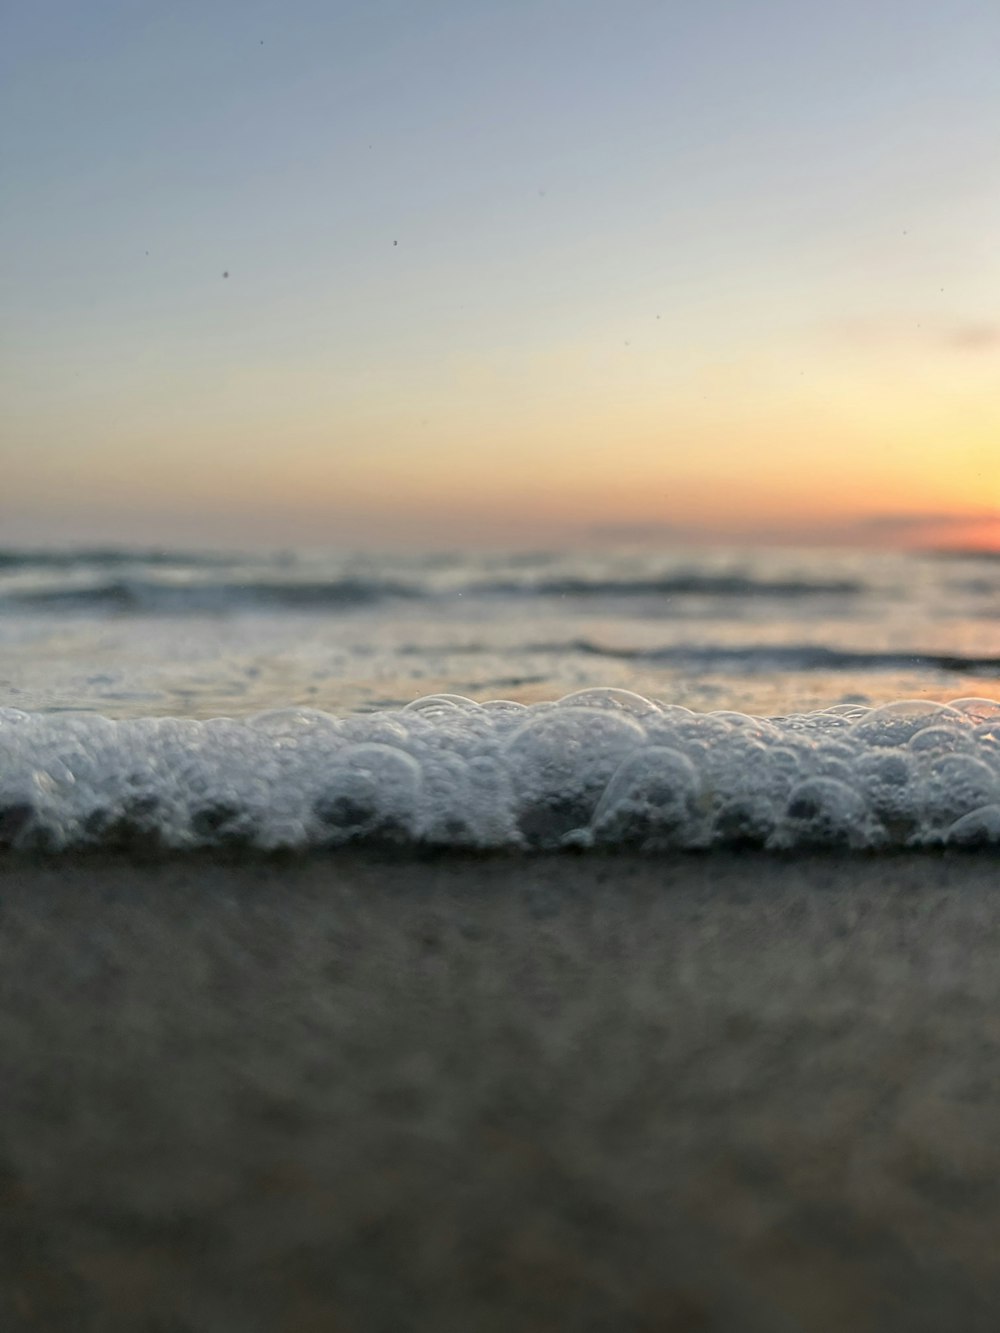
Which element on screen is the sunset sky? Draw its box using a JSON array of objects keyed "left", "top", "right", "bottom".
[{"left": 4, "top": 0, "right": 999, "bottom": 551}]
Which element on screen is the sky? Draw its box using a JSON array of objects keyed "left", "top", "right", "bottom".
[{"left": 3, "top": 0, "right": 999, "bottom": 551}]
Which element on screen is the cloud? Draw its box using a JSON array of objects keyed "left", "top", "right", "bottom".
[
  {"left": 586, "top": 511, "right": 999, "bottom": 549},
  {"left": 944, "top": 323, "right": 1000, "bottom": 351},
  {"left": 587, "top": 521, "right": 716, "bottom": 542},
  {"left": 851, "top": 511, "right": 999, "bottom": 534},
  {"left": 825, "top": 316, "right": 1000, "bottom": 352}
]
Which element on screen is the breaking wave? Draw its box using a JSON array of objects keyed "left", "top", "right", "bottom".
[{"left": 2, "top": 692, "right": 999, "bottom": 854}]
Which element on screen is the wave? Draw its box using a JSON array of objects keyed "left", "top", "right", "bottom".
[
  {"left": 3, "top": 578, "right": 422, "bottom": 613},
  {"left": 0, "top": 548, "right": 235, "bottom": 571},
  {"left": 473, "top": 574, "right": 864, "bottom": 597},
  {"left": 0, "top": 574, "right": 867, "bottom": 614},
  {"left": 2, "top": 691, "right": 999, "bottom": 854},
  {"left": 543, "top": 642, "right": 1000, "bottom": 675}
]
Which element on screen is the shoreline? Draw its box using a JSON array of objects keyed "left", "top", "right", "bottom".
[{"left": 2, "top": 851, "right": 1000, "bottom": 1330}]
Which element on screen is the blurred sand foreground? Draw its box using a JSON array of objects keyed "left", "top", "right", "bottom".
[{"left": 1, "top": 850, "right": 999, "bottom": 1332}]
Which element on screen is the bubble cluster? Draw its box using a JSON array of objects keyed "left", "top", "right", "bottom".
[{"left": 1, "top": 692, "right": 999, "bottom": 853}]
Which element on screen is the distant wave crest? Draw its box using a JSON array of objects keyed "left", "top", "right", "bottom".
[
  {"left": 0, "top": 571, "right": 866, "bottom": 614},
  {"left": 475, "top": 575, "right": 863, "bottom": 598},
  {"left": 540, "top": 641, "right": 1000, "bottom": 676},
  {"left": 3, "top": 578, "right": 422, "bottom": 613}
]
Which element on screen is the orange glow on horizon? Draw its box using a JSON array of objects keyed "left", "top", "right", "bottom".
[{"left": 922, "top": 518, "right": 1000, "bottom": 553}]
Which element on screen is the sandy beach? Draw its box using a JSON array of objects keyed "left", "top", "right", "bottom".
[{"left": 1, "top": 849, "right": 1000, "bottom": 1331}]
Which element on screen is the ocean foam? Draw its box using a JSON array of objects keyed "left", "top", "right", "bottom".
[{"left": 2, "top": 692, "right": 999, "bottom": 853}]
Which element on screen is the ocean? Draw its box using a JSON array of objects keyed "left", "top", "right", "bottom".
[
  {"left": 1, "top": 543, "right": 998, "bottom": 853},
  {"left": 4, "top": 544, "right": 1000, "bottom": 1332}
]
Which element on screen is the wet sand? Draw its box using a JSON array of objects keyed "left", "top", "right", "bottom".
[{"left": 1, "top": 850, "right": 999, "bottom": 1331}]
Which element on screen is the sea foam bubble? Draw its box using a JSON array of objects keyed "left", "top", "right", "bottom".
[{"left": 1, "top": 692, "right": 999, "bottom": 853}]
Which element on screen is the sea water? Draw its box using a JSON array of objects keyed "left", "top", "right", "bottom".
[{"left": 1, "top": 545, "right": 997, "bottom": 851}]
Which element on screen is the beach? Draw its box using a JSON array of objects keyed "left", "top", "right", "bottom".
[
  {"left": 2, "top": 850, "right": 1000, "bottom": 1331},
  {"left": 7, "top": 0, "right": 1000, "bottom": 1325}
]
